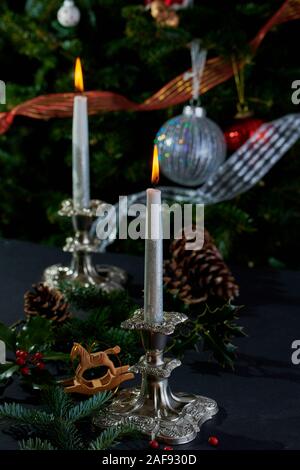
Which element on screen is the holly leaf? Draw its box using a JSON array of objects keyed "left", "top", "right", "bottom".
[
  {"left": 0, "top": 363, "right": 18, "bottom": 382},
  {"left": 17, "top": 317, "right": 54, "bottom": 352},
  {"left": 203, "top": 331, "right": 235, "bottom": 369},
  {"left": 43, "top": 351, "right": 70, "bottom": 362},
  {"left": 0, "top": 322, "right": 16, "bottom": 351}
]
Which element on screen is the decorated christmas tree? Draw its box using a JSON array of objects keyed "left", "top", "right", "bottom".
[{"left": 0, "top": 0, "right": 299, "bottom": 268}]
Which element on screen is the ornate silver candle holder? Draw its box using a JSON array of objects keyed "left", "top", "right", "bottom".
[
  {"left": 43, "top": 199, "right": 127, "bottom": 292},
  {"left": 94, "top": 308, "right": 218, "bottom": 445}
]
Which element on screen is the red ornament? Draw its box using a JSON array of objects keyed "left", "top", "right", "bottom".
[
  {"left": 208, "top": 436, "right": 219, "bottom": 447},
  {"left": 36, "top": 361, "right": 45, "bottom": 370},
  {"left": 16, "top": 357, "right": 26, "bottom": 366},
  {"left": 163, "top": 446, "right": 173, "bottom": 450},
  {"left": 20, "top": 367, "right": 30, "bottom": 376},
  {"left": 224, "top": 116, "right": 264, "bottom": 152},
  {"left": 149, "top": 439, "right": 159, "bottom": 449}
]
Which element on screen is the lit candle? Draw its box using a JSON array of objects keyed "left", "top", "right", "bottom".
[
  {"left": 72, "top": 57, "right": 90, "bottom": 209},
  {"left": 144, "top": 145, "right": 163, "bottom": 324}
]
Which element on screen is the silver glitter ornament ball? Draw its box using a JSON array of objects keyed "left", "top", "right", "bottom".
[
  {"left": 57, "top": 0, "right": 80, "bottom": 27},
  {"left": 156, "top": 105, "right": 226, "bottom": 187}
]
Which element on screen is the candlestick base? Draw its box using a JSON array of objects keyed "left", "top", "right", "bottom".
[
  {"left": 43, "top": 199, "right": 127, "bottom": 292},
  {"left": 94, "top": 308, "right": 218, "bottom": 445},
  {"left": 94, "top": 388, "right": 218, "bottom": 445}
]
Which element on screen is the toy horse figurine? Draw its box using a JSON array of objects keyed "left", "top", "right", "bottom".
[{"left": 62, "top": 342, "right": 134, "bottom": 395}]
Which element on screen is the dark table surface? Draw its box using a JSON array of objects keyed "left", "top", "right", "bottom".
[{"left": 0, "top": 239, "right": 300, "bottom": 451}]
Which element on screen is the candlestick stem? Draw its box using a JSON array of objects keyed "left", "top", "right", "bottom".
[{"left": 43, "top": 199, "right": 127, "bottom": 292}]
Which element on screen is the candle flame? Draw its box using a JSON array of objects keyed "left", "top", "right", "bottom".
[
  {"left": 74, "top": 57, "right": 84, "bottom": 92},
  {"left": 151, "top": 145, "right": 159, "bottom": 185}
]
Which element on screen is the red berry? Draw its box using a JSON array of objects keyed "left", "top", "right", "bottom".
[
  {"left": 163, "top": 446, "right": 173, "bottom": 451},
  {"left": 16, "top": 350, "right": 28, "bottom": 359},
  {"left": 16, "top": 357, "right": 26, "bottom": 366},
  {"left": 208, "top": 436, "right": 219, "bottom": 447},
  {"left": 149, "top": 440, "right": 159, "bottom": 449},
  {"left": 36, "top": 361, "right": 45, "bottom": 370},
  {"left": 20, "top": 367, "right": 30, "bottom": 376},
  {"left": 33, "top": 352, "right": 43, "bottom": 360}
]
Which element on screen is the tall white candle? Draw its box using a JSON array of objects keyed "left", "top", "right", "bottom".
[
  {"left": 72, "top": 95, "right": 90, "bottom": 209},
  {"left": 144, "top": 147, "right": 163, "bottom": 324}
]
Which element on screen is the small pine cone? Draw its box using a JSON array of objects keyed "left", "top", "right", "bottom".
[
  {"left": 24, "top": 283, "right": 70, "bottom": 323},
  {"left": 164, "top": 228, "right": 239, "bottom": 305}
]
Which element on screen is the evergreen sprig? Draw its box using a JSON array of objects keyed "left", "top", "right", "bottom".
[
  {"left": 56, "top": 282, "right": 140, "bottom": 364},
  {"left": 19, "top": 422, "right": 140, "bottom": 451},
  {"left": 0, "top": 385, "right": 131, "bottom": 451},
  {"left": 20, "top": 437, "right": 56, "bottom": 451},
  {"left": 66, "top": 392, "right": 111, "bottom": 422},
  {"left": 89, "top": 422, "right": 138, "bottom": 450},
  {"left": 0, "top": 403, "right": 54, "bottom": 428}
]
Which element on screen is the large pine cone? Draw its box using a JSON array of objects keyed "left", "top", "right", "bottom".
[
  {"left": 24, "top": 283, "right": 70, "bottom": 323},
  {"left": 164, "top": 229, "right": 239, "bottom": 304}
]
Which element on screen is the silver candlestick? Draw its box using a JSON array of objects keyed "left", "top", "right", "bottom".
[
  {"left": 94, "top": 308, "right": 218, "bottom": 445},
  {"left": 43, "top": 199, "right": 127, "bottom": 292}
]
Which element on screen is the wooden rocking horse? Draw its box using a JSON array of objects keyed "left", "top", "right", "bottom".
[{"left": 62, "top": 342, "right": 134, "bottom": 395}]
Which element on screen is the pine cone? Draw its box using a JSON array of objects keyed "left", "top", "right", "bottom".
[
  {"left": 164, "top": 229, "right": 239, "bottom": 304},
  {"left": 24, "top": 283, "right": 70, "bottom": 323}
]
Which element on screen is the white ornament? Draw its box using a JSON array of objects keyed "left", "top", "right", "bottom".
[
  {"left": 0, "top": 340, "right": 5, "bottom": 364},
  {"left": 57, "top": 0, "right": 81, "bottom": 28}
]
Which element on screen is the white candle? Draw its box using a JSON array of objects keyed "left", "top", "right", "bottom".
[
  {"left": 72, "top": 95, "right": 90, "bottom": 209},
  {"left": 72, "top": 58, "right": 90, "bottom": 209},
  {"left": 144, "top": 147, "right": 163, "bottom": 324},
  {"left": 0, "top": 340, "right": 5, "bottom": 364}
]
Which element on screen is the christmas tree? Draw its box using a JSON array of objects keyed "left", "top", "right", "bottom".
[{"left": 0, "top": 0, "right": 299, "bottom": 268}]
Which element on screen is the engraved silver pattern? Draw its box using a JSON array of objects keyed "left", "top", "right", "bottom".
[
  {"left": 121, "top": 308, "right": 188, "bottom": 335},
  {"left": 94, "top": 389, "right": 218, "bottom": 444},
  {"left": 129, "top": 356, "right": 181, "bottom": 378}
]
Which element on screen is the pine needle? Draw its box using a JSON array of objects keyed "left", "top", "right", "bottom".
[
  {"left": 19, "top": 437, "right": 57, "bottom": 451},
  {"left": 89, "top": 423, "right": 138, "bottom": 450},
  {"left": 67, "top": 391, "right": 112, "bottom": 423}
]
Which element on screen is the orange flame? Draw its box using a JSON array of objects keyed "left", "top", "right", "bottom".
[
  {"left": 74, "top": 57, "right": 84, "bottom": 92},
  {"left": 151, "top": 145, "right": 159, "bottom": 185}
]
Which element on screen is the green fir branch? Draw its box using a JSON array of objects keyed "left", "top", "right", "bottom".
[
  {"left": 67, "top": 392, "right": 112, "bottom": 423},
  {"left": 0, "top": 403, "right": 54, "bottom": 428},
  {"left": 19, "top": 437, "right": 57, "bottom": 451},
  {"left": 0, "top": 385, "right": 136, "bottom": 451},
  {"left": 89, "top": 422, "right": 138, "bottom": 450},
  {"left": 50, "top": 419, "right": 83, "bottom": 450},
  {"left": 42, "top": 386, "right": 73, "bottom": 419}
]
